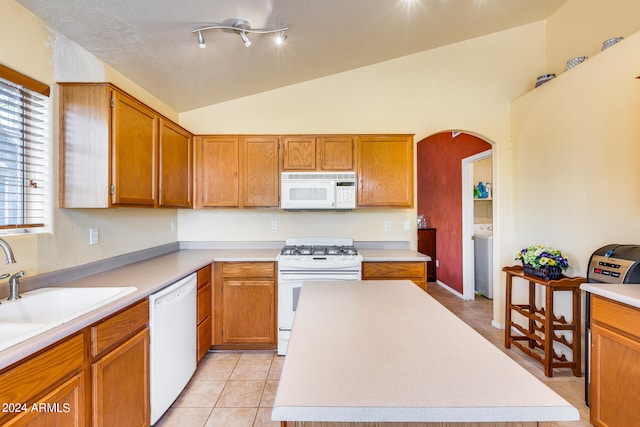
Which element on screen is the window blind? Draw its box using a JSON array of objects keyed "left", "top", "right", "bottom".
[{"left": 0, "top": 76, "right": 48, "bottom": 230}]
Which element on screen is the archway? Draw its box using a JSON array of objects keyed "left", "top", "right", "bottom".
[{"left": 416, "top": 131, "right": 493, "bottom": 298}]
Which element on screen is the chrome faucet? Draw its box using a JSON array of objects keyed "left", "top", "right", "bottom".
[
  {"left": 7, "top": 271, "right": 26, "bottom": 301},
  {"left": 0, "top": 238, "right": 16, "bottom": 264}
]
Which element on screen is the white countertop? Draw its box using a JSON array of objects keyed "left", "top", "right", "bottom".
[
  {"left": 580, "top": 283, "right": 640, "bottom": 308},
  {"left": 272, "top": 280, "right": 578, "bottom": 423}
]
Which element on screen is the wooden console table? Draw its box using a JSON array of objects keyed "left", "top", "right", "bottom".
[{"left": 503, "top": 265, "right": 584, "bottom": 377}]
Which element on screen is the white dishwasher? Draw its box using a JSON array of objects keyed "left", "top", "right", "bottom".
[{"left": 149, "top": 273, "right": 197, "bottom": 425}]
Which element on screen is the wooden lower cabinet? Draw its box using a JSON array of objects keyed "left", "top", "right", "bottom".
[
  {"left": 0, "top": 333, "right": 87, "bottom": 426},
  {"left": 362, "top": 261, "right": 427, "bottom": 291},
  {"left": 91, "top": 299, "right": 150, "bottom": 427},
  {"left": 590, "top": 294, "right": 640, "bottom": 427},
  {"left": 4, "top": 372, "right": 87, "bottom": 427},
  {"left": 213, "top": 262, "right": 277, "bottom": 350},
  {"left": 197, "top": 264, "right": 213, "bottom": 362},
  {"left": 92, "top": 328, "right": 149, "bottom": 427}
]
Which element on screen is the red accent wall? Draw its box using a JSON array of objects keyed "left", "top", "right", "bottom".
[{"left": 417, "top": 132, "right": 491, "bottom": 293}]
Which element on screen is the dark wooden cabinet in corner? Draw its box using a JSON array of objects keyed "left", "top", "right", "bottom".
[
  {"left": 417, "top": 228, "right": 437, "bottom": 282},
  {"left": 213, "top": 262, "right": 277, "bottom": 350},
  {"left": 197, "top": 264, "right": 212, "bottom": 362}
]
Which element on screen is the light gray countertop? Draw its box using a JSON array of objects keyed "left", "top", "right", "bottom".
[
  {"left": 0, "top": 244, "right": 426, "bottom": 370},
  {"left": 359, "top": 249, "right": 430, "bottom": 262},
  {"left": 272, "top": 280, "right": 578, "bottom": 423},
  {"left": 580, "top": 283, "right": 640, "bottom": 309}
]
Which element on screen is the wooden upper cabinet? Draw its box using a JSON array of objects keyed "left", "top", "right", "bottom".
[
  {"left": 196, "top": 136, "right": 240, "bottom": 207},
  {"left": 281, "top": 136, "right": 316, "bottom": 170},
  {"left": 243, "top": 136, "right": 279, "bottom": 207},
  {"left": 111, "top": 90, "right": 158, "bottom": 206},
  {"left": 357, "top": 135, "right": 414, "bottom": 207},
  {"left": 59, "top": 83, "right": 192, "bottom": 208},
  {"left": 318, "top": 136, "right": 354, "bottom": 170},
  {"left": 159, "top": 119, "right": 193, "bottom": 208},
  {"left": 282, "top": 135, "right": 354, "bottom": 171},
  {"left": 196, "top": 136, "right": 279, "bottom": 208}
]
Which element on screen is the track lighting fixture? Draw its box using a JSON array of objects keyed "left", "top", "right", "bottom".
[{"left": 192, "top": 19, "right": 288, "bottom": 48}]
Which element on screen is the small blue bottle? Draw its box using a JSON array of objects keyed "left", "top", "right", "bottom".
[{"left": 477, "top": 182, "right": 487, "bottom": 198}]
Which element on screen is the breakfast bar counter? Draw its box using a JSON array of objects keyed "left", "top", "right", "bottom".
[{"left": 271, "top": 280, "right": 578, "bottom": 426}]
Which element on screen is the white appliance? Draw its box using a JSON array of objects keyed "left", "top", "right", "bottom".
[
  {"left": 280, "top": 171, "right": 356, "bottom": 210},
  {"left": 277, "top": 237, "right": 363, "bottom": 355},
  {"left": 473, "top": 224, "right": 493, "bottom": 299},
  {"left": 149, "top": 273, "right": 197, "bottom": 425}
]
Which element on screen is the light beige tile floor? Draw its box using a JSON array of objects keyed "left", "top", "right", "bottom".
[{"left": 154, "top": 282, "right": 592, "bottom": 426}]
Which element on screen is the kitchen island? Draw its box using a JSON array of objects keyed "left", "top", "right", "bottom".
[{"left": 271, "top": 280, "right": 578, "bottom": 426}]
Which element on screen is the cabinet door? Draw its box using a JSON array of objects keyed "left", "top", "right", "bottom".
[
  {"left": 196, "top": 136, "right": 240, "bottom": 207},
  {"left": 111, "top": 90, "right": 158, "bottom": 206},
  {"left": 221, "top": 280, "right": 275, "bottom": 344},
  {"left": 357, "top": 135, "right": 414, "bottom": 207},
  {"left": 282, "top": 136, "right": 316, "bottom": 170},
  {"left": 590, "top": 323, "right": 640, "bottom": 427},
  {"left": 318, "top": 136, "right": 354, "bottom": 170},
  {"left": 159, "top": 119, "right": 193, "bottom": 208},
  {"left": 243, "top": 136, "right": 279, "bottom": 207},
  {"left": 4, "top": 372, "right": 86, "bottom": 427},
  {"left": 92, "top": 328, "right": 150, "bottom": 427}
]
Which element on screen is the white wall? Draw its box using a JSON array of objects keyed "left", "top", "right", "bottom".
[{"left": 0, "top": 0, "right": 180, "bottom": 276}]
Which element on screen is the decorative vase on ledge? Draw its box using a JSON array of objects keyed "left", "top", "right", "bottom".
[{"left": 523, "top": 263, "right": 562, "bottom": 281}]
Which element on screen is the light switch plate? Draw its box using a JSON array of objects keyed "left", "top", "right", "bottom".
[{"left": 89, "top": 228, "right": 99, "bottom": 245}]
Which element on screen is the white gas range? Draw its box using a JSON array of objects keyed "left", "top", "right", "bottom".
[{"left": 276, "top": 237, "right": 363, "bottom": 355}]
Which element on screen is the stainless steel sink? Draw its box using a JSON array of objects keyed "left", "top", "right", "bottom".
[{"left": 0, "top": 286, "right": 137, "bottom": 351}]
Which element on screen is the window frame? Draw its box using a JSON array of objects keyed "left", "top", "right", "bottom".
[{"left": 0, "top": 64, "right": 50, "bottom": 233}]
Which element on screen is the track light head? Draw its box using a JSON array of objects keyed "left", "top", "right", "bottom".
[
  {"left": 240, "top": 31, "right": 252, "bottom": 47},
  {"left": 275, "top": 31, "right": 287, "bottom": 45},
  {"left": 197, "top": 31, "right": 206, "bottom": 48}
]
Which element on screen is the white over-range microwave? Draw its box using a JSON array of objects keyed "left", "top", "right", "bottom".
[{"left": 280, "top": 171, "right": 356, "bottom": 210}]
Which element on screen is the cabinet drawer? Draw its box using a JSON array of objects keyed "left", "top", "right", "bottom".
[
  {"left": 362, "top": 262, "right": 426, "bottom": 279},
  {"left": 197, "top": 317, "right": 212, "bottom": 361},
  {"left": 592, "top": 295, "right": 640, "bottom": 339},
  {"left": 198, "top": 264, "right": 212, "bottom": 288},
  {"left": 197, "top": 282, "right": 212, "bottom": 324},
  {"left": 91, "top": 299, "right": 149, "bottom": 358},
  {"left": 222, "top": 262, "right": 275, "bottom": 278},
  {"left": 0, "top": 333, "right": 85, "bottom": 415}
]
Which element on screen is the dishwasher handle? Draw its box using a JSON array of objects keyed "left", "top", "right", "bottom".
[{"left": 151, "top": 273, "right": 197, "bottom": 307}]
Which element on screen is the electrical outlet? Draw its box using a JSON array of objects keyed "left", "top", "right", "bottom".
[
  {"left": 89, "top": 228, "right": 99, "bottom": 245},
  {"left": 171, "top": 220, "right": 176, "bottom": 232},
  {"left": 271, "top": 219, "right": 278, "bottom": 231},
  {"left": 384, "top": 221, "right": 391, "bottom": 231},
  {"left": 436, "top": 259, "right": 439, "bottom": 268},
  {"left": 403, "top": 220, "right": 410, "bottom": 231}
]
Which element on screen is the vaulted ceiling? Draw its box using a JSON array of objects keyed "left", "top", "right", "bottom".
[{"left": 17, "top": 0, "right": 568, "bottom": 112}]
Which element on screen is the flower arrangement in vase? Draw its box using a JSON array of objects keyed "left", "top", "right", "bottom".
[{"left": 516, "top": 245, "right": 570, "bottom": 280}]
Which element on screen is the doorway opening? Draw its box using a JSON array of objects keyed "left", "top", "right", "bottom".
[{"left": 461, "top": 149, "right": 493, "bottom": 301}]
